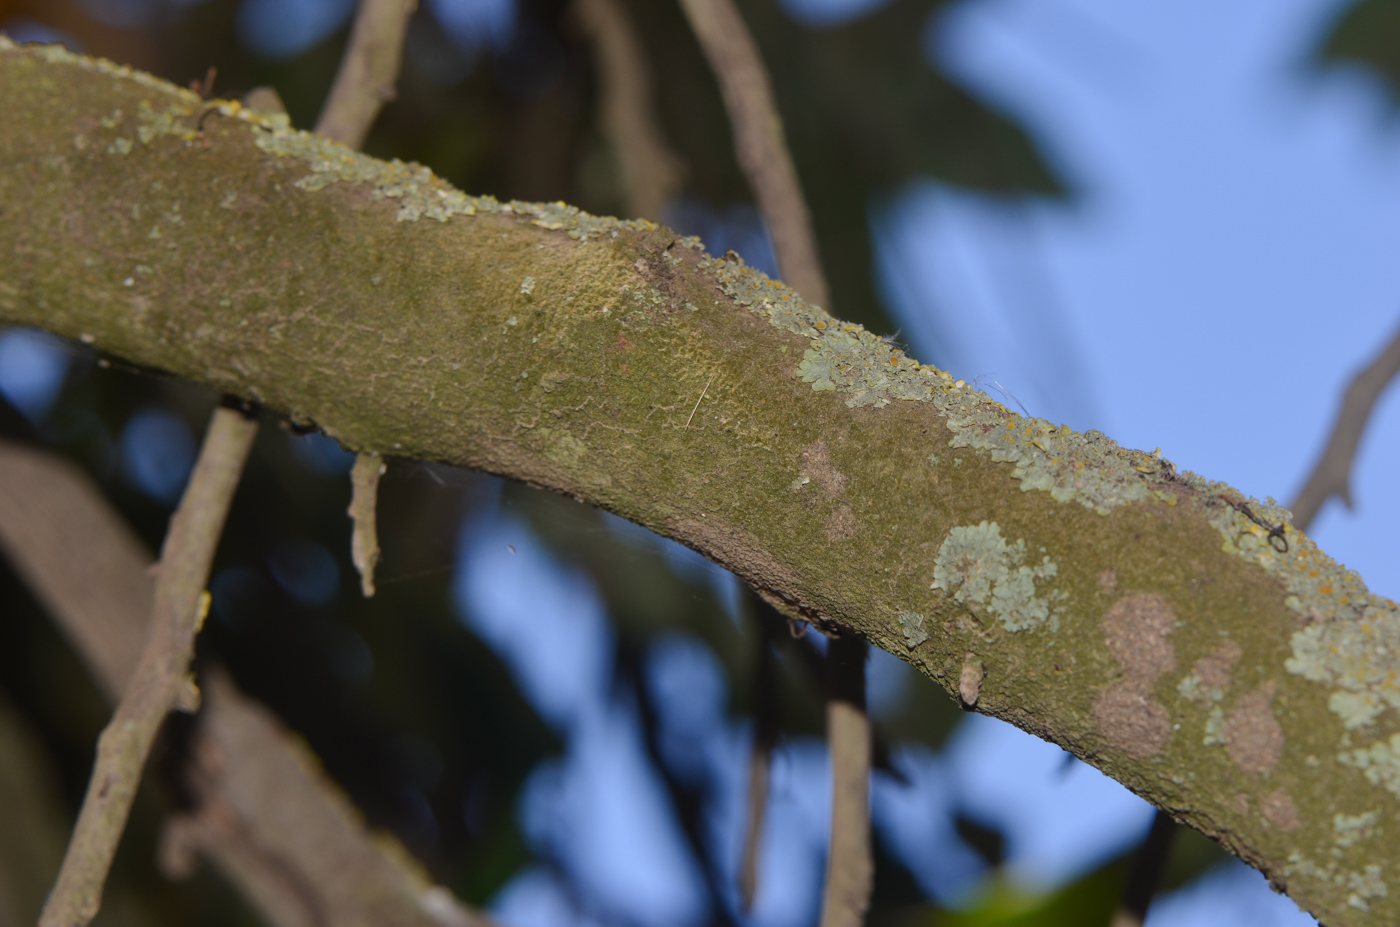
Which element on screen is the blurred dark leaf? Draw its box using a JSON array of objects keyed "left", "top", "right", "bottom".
[{"left": 1313, "top": 0, "right": 1400, "bottom": 107}]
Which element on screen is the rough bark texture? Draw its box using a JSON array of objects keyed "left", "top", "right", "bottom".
[{"left": 4, "top": 41, "right": 1400, "bottom": 925}]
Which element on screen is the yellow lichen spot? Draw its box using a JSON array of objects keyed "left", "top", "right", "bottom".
[
  {"left": 814, "top": 321, "right": 827, "bottom": 329},
  {"left": 1321, "top": 586, "right": 1334, "bottom": 595}
]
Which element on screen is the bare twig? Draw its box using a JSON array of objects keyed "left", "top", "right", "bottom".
[
  {"left": 349, "top": 452, "right": 387, "bottom": 597},
  {"left": 0, "top": 438, "right": 494, "bottom": 927},
  {"left": 675, "top": 0, "right": 830, "bottom": 308},
  {"left": 820, "top": 635, "right": 871, "bottom": 927},
  {"left": 1290, "top": 315, "right": 1400, "bottom": 532},
  {"left": 39, "top": 402, "right": 259, "bottom": 927},
  {"left": 1110, "top": 810, "right": 1178, "bottom": 927},
  {"left": 574, "top": 0, "right": 686, "bottom": 221},
  {"left": 318, "top": 0, "right": 417, "bottom": 597},
  {"left": 739, "top": 600, "right": 778, "bottom": 910},
  {"left": 316, "top": 0, "right": 418, "bottom": 147}
]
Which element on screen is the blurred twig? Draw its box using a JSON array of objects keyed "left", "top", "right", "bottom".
[
  {"left": 39, "top": 401, "right": 259, "bottom": 927},
  {"left": 0, "top": 438, "right": 494, "bottom": 927},
  {"left": 738, "top": 594, "right": 779, "bottom": 910},
  {"left": 621, "top": 644, "right": 740, "bottom": 927},
  {"left": 821, "top": 635, "right": 872, "bottom": 927},
  {"left": 676, "top": 0, "right": 830, "bottom": 308},
  {"left": 574, "top": 0, "right": 686, "bottom": 221},
  {"left": 1290, "top": 315, "right": 1400, "bottom": 532},
  {"left": 1109, "top": 810, "right": 1177, "bottom": 927},
  {"left": 316, "top": 0, "right": 418, "bottom": 147}
]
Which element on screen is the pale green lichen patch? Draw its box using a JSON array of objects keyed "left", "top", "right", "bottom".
[
  {"left": 17, "top": 39, "right": 202, "bottom": 101},
  {"left": 1203, "top": 706, "right": 1226, "bottom": 746},
  {"left": 706, "top": 256, "right": 1184, "bottom": 515},
  {"left": 1334, "top": 811, "right": 1379, "bottom": 849},
  {"left": 1340, "top": 734, "right": 1400, "bottom": 796},
  {"left": 898, "top": 611, "right": 929, "bottom": 649},
  {"left": 1285, "top": 853, "right": 1388, "bottom": 912},
  {"left": 1193, "top": 480, "right": 1400, "bottom": 758},
  {"left": 931, "top": 522, "right": 1062, "bottom": 632}
]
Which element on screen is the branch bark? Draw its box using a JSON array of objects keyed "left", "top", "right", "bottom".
[{"left": 4, "top": 43, "right": 1399, "bottom": 925}]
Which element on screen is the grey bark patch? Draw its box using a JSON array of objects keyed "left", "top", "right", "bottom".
[
  {"left": 1094, "top": 593, "right": 1178, "bottom": 757},
  {"left": 824, "top": 504, "right": 856, "bottom": 543},
  {"left": 800, "top": 438, "right": 847, "bottom": 496},
  {"left": 1178, "top": 638, "right": 1243, "bottom": 705},
  {"left": 1225, "top": 683, "right": 1284, "bottom": 776},
  {"left": 1102, "top": 593, "right": 1176, "bottom": 681},
  {"left": 1092, "top": 681, "right": 1171, "bottom": 758},
  {"left": 1261, "top": 789, "right": 1300, "bottom": 831}
]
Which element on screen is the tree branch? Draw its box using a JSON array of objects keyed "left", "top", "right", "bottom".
[
  {"left": 675, "top": 0, "right": 830, "bottom": 308},
  {"left": 738, "top": 593, "right": 779, "bottom": 910},
  {"left": 316, "top": 0, "right": 418, "bottom": 148},
  {"left": 1290, "top": 315, "right": 1400, "bottom": 533},
  {"left": 39, "top": 402, "right": 258, "bottom": 927},
  {"left": 574, "top": 0, "right": 686, "bottom": 222},
  {"left": 3, "top": 44, "right": 1399, "bottom": 925},
  {"left": 820, "top": 636, "right": 871, "bottom": 927},
  {"left": 0, "top": 438, "right": 493, "bottom": 927}
]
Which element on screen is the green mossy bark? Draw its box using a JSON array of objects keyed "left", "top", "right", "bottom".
[{"left": 1, "top": 41, "right": 1395, "bottom": 926}]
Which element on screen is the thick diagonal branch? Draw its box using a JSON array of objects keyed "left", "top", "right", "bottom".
[{"left": 38, "top": 403, "right": 258, "bottom": 927}]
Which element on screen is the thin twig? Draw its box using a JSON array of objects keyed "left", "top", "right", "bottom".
[
  {"left": 574, "top": 0, "right": 686, "bottom": 221},
  {"left": 686, "top": 372, "right": 716, "bottom": 428},
  {"left": 0, "top": 438, "right": 494, "bottom": 927},
  {"left": 739, "top": 596, "right": 778, "bottom": 909},
  {"left": 316, "top": 0, "right": 418, "bottom": 147},
  {"left": 676, "top": 0, "right": 830, "bottom": 308},
  {"left": 349, "top": 452, "right": 387, "bottom": 597},
  {"left": 39, "top": 402, "right": 259, "bottom": 927},
  {"left": 820, "top": 635, "right": 872, "bottom": 927},
  {"left": 317, "top": 0, "right": 418, "bottom": 599},
  {"left": 1290, "top": 315, "right": 1400, "bottom": 532},
  {"left": 1109, "top": 810, "right": 1178, "bottom": 927}
]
